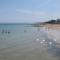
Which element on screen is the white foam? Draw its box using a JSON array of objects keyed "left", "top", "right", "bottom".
[
  {"left": 42, "top": 39, "right": 45, "bottom": 42},
  {"left": 49, "top": 42, "right": 52, "bottom": 45},
  {"left": 40, "top": 41, "right": 43, "bottom": 44},
  {"left": 36, "top": 38, "right": 39, "bottom": 41}
]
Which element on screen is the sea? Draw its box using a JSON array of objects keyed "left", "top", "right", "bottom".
[{"left": 0, "top": 23, "right": 60, "bottom": 60}]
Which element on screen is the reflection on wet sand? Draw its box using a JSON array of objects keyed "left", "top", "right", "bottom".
[
  {"left": 47, "top": 38, "right": 60, "bottom": 59},
  {"left": 39, "top": 27, "right": 60, "bottom": 60},
  {"left": 35, "top": 27, "right": 60, "bottom": 60}
]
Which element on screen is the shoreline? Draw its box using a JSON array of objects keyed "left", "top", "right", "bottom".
[
  {"left": 43, "top": 24, "right": 60, "bottom": 30},
  {"left": 43, "top": 24, "right": 60, "bottom": 43}
]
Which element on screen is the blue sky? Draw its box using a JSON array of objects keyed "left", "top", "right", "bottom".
[{"left": 0, "top": 0, "right": 60, "bottom": 23}]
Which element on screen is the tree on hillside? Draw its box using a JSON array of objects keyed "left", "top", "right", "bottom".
[
  {"left": 57, "top": 19, "right": 60, "bottom": 24},
  {"left": 45, "top": 20, "right": 56, "bottom": 24}
]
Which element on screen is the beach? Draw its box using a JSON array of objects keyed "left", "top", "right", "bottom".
[
  {"left": 0, "top": 24, "right": 60, "bottom": 60},
  {"left": 44, "top": 24, "right": 60, "bottom": 30},
  {"left": 43, "top": 24, "right": 60, "bottom": 45}
]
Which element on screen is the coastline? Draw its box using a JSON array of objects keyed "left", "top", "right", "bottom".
[
  {"left": 43, "top": 24, "right": 60, "bottom": 43},
  {"left": 43, "top": 24, "right": 60, "bottom": 30}
]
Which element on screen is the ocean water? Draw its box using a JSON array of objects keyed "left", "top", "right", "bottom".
[{"left": 0, "top": 24, "right": 60, "bottom": 60}]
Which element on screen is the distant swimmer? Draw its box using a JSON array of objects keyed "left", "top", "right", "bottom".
[
  {"left": 24, "top": 30, "right": 27, "bottom": 33},
  {"left": 7, "top": 31, "right": 10, "bottom": 34}
]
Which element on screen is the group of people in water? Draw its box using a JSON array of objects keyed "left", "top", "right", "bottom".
[
  {"left": 0, "top": 29, "right": 11, "bottom": 40},
  {"left": 1, "top": 29, "right": 10, "bottom": 34}
]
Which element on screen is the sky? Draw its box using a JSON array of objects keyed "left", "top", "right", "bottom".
[{"left": 0, "top": 0, "right": 60, "bottom": 23}]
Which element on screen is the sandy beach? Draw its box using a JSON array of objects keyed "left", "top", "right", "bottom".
[
  {"left": 44, "top": 24, "right": 60, "bottom": 30},
  {"left": 43, "top": 24, "right": 60, "bottom": 44}
]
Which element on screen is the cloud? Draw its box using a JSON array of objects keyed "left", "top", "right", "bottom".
[
  {"left": 0, "top": 8, "right": 60, "bottom": 23},
  {"left": 16, "top": 9, "right": 47, "bottom": 16},
  {"left": 16, "top": 9, "right": 32, "bottom": 14},
  {"left": 16, "top": 9, "right": 50, "bottom": 22},
  {"left": 16, "top": 9, "right": 60, "bottom": 22}
]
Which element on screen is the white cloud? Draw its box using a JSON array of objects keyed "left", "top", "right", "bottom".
[
  {"left": 16, "top": 9, "right": 46, "bottom": 15},
  {"left": 0, "top": 8, "right": 60, "bottom": 23},
  {"left": 16, "top": 9, "right": 60, "bottom": 22},
  {"left": 16, "top": 9, "right": 50, "bottom": 22}
]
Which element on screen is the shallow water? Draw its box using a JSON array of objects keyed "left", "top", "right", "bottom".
[{"left": 0, "top": 24, "right": 60, "bottom": 60}]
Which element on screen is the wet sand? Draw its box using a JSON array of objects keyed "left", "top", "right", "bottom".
[{"left": 0, "top": 47, "right": 58, "bottom": 60}]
